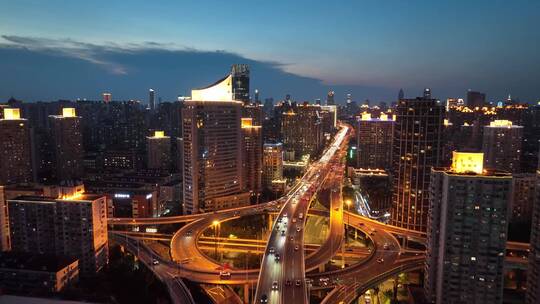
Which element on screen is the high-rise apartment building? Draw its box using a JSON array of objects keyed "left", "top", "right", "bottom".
[
  {"left": 391, "top": 96, "right": 443, "bottom": 232},
  {"left": 356, "top": 112, "right": 395, "bottom": 170},
  {"left": 8, "top": 187, "right": 108, "bottom": 275},
  {"left": 149, "top": 89, "right": 156, "bottom": 111},
  {"left": 482, "top": 120, "right": 523, "bottom": 173},
  {"left": 241, "top": 118, "right": 262, "bottom": 197},
  {"left": 49, "top": 108, "right": 84, "bottom": 182},
  {"left": 326, "top": 91, "right": 335, "bottom": 106},
  {"left": 526, "top": 162, "right": 540, "bottom": 304},
  {"left": 467, "top": 90, "right": 486, "bottom": 108},
  {"left": 0, "top": 108, "right": 33, "bottom": 185},
  {"left": 511, "top": 173, "right": 536, "bottom": 224},
  {"left": 183, "top": 75, "right": 250, "bottom": 214},
  {"left": 262, "top": 143, "right": 284, "bottom": 189},
  {"left": 425, "top": 152, "right": 512, "bottom": 304},
  {"left": 243, "top": 104, "right": 264, "bottom": 126},
  {"left": 281, "top": 103, "right": 323, "bottom": 160},
  {"left": 231, "top": 64, "right": 250, "bottom": 104},
  {"left": 146, "top": 130, "right": 171, "bottom": 171}
]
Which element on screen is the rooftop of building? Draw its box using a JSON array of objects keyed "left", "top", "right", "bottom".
[
  {"left": 0, "top": 251, "right": 78, "bottom": 272},
  {"left": 432, "top": 151, "right": 512, "bottom": 177},
  {"left": 9, "top": 193, "right": 104, "bottom": 203}
]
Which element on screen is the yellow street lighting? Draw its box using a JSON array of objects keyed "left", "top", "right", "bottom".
[{"left": 212, "top": 220, "right": 220, "bottom": 227}]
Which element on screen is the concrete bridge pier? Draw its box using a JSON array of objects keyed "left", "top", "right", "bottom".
[
  {"left": 243, "top": 283, "right": 249, "bottom": 304},
  {"left": 267, "top": 213, "right": 273, "bottom": 231}
]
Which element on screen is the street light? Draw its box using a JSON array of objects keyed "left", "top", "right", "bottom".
[
  {"left": 345, "top": 199, "right": 352, "bottom": 243},
  {"left": 212, "top": 220, "right": 220, "bottom": 259}
]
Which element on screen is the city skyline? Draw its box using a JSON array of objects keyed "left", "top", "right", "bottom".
[
  {"left": 1, "top": 2, "right": 540, "bottom": 304},
  {"left": 1, "top": 1, "right": 540, "bottom": 103}
]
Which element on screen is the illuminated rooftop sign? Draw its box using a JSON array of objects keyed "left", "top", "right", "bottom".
[
  {"left": 451, "top": 151, "right": 484, "bottom": 174},
  {"left": 241, "top": 118, "right": 253, "bottom": 128},
  {"left": 3, "top": 108, "right": 21, "bottom": 120},
  {"left": 154, "top": 131, "right": 165, "bottom": 138},
  {"left": 62, "top": 108, "right": 76, "bottom": 117},
  {"left": 489, "top": 120, "right": 513, "bottom": 127},
  {"left": 191, "top": 74, "right": 233, "bottom": 101}
]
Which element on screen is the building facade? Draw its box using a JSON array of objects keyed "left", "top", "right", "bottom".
[
  {"left": 356, "top": 112, "right": 395, "bottom": 170},
  {"left": 482, "top": 120, "right": 523, "bottom": 173},
  {"left": 182, "top": 98, "right": 248, "bottom": 213},
  {"left": 391, "top": 96, "right": 444, "bottom": 232},
  {"left": 241, "top": 118, "right": 262, "bottom": 198},
  {"left": 0, "top": 108, "right": 33, "bottom": 185},
  {"left": 425, "top": 152, "right": 512, "bottom": 304},
  {"left": 49, "top": 108, "right": 84, "bottom": 182},
  {"left": 8, "top": 190, "right": 108, "bottom": 275},
  {"left": 281, "top": 103, "right": 324, "bottom": 160},
  {"left": 146, "top": 130, "right": 171, "bottom": 171},
  {"left": 231, "top": 64, "right": 250, "bottom": 104},
  {"left": 526, "top": 167, "right": 540, "bottom": 304},
  {"left": 262, "top": 143, "right": 284, "bottom": 190}
]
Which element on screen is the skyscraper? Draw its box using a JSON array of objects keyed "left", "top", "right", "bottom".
[
  {"left": 391, "top": 95, "right": 444, "bottom": 232},
  {"left": 281, "top": 103, "right": 324, "bottom": 160},
  {"left": 102, "top": 92, "right": 112, "bottom": 103},
  {"left": 425, "top": 152, "right": 512, "bottom": 304},
  {"left": 241, "top": 118, "right": 262, "bottom": 197},
  {"left": 526, "top": 158, "right": 540, "bottom": 304},
  {"left": 231, "top": 64, "right": 250, "bottom": 104},
  {"left": 183, "top": 76, "right": 250, "bottom": 213},
  {"left": 467, "top": 90, "right": 486, "bottom": 108},
  {"left": 146, "top": 130, "right": 171, "bottom": 171},
  {"left": 398, "top": 88, "right": 404, "bottom": 101},
  {"left": 149, "top": 89, "right": 156, "bottom": 111},
  {"left": 262, "top": 143, "right": 284, "bottom": 190},
  {"left": 326, "top": 91, "right": 335, "bottom": 105},
  {"left": 254, "top": 89, "right": 260, "bottom": 104},
  {"left": 356, "top": 112, "right": 395, "bottom": 170},
  {"left": 0, "top": 108, "right": 33, "bottom": 185},
  {"left": 8, "top": 187, "right": 108, "bottom": 275},
  {"left": 482, "top": 120, "right": 523, "bottom": 173},
  {"left": 49, "top": 108, "right": 84, "bottom": 182}
]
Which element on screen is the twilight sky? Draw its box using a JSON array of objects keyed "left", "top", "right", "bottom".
[{"left": 1, "top": 0, "right": 539, "bottom": 104}]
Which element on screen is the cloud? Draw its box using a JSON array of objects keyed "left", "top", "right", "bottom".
[
  {"left": 1, "top": 35, "right": 132, "bottom": 75},
  {"left": 0, "top": 34, "right": 404, "bottom": 103}
]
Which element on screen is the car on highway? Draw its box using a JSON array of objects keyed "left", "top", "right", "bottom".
[
  {"left": 152, "top": 259, "right": 160, "bottom": 265},
  {"left": 283, "top": 212, "right": 288, "bottom": 218},
  {"left": 285, "top": 279, "right": 292, "bottom": 286},
  {"left": 269, "top": 247, "right": 275, "bottom": 254},
  {"left": 281, "top": 230, "right": 286, "bottom": 236},
  {"left": 299, "top": 213, "right": 304, "bottom": 219},
  {"left": 272, "top": 281, "right": 279, "bottom": 290},
  {"left": 260, "top": 294, "right": 268, "bottom": 303},
  {"left": 377, "top": 258, "right": 384, "bottom": 264},
  {"left": 219, "top": 271, "right": 231, "bottom": 279},
  {"left": 274, "top": 253, "right": 280, "bottom": 262},
  {"left": 294, "top": 245, "right": 299, "bottom": 251},
  {"left": 295, "top": 279, "right": 302, "bottom": 287},
  {"left": 277, "top": 217, "right": 282, "bottom": 223},
  {"left": 289, "top": 236, "right": 294, "bottom": 241},
  {"left": 319, "top": 277, "right": 329, "bottom": 286},
  {"left": 296, "top": 226, "right": 301, "bottom": 232},
  {"left": 292, "top": 217, "right": 297, "bottom": 223},
  {"left": 383, "top": 243, "right": 389, "bottom": 250}
]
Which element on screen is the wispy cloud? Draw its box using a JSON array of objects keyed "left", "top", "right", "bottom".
[
  {"left": 0, "top": 35, "right": 136, "bottom": 75},
  {"left": 0, "top": 35, "right": 291, "bottom": 77}
]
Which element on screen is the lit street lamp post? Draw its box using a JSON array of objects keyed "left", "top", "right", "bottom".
[{"left": 213, "top": 220, "right": 220, "bottom": 259}]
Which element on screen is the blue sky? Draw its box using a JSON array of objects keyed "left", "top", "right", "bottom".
[{"left": 1, "top": 0, "right": 539, "bottom": 103}]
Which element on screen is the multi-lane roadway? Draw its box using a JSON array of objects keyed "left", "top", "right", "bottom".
[{"left": 254, "top": 124, "right": 350, "bottom": 304}]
